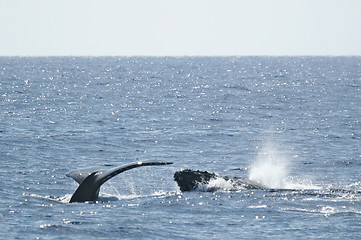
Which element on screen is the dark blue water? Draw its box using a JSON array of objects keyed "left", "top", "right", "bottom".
[{"left": 1, "top": 57, "right": 360, "bottom": 239}]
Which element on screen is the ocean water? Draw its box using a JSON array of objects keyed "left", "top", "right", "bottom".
[{"left": 0, "top": 56, "right": 360, "bottom": 239}]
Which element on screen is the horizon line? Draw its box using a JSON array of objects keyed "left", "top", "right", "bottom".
[{"left": 1, "top": 54, "right": 361, "bottom": 58}]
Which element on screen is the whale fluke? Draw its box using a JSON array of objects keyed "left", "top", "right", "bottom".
[{"left": 66, "top": 161, "right": 173, "bottom": 203}]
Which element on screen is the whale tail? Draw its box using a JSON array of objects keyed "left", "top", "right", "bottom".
[{"left": 66, "top": 161, "right": 173, "bottom": 203}]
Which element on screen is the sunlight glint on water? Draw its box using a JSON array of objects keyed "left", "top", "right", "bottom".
[{"left": 1, "top": 57, "right": 360, "bottom": 239}]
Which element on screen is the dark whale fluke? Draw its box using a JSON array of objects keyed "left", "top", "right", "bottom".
[{"left": 66, "top": 161, "right": 173, "bottom": 203}]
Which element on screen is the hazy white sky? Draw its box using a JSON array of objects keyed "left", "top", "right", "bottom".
[{"left": 1, "top": 0, "right": 360, "bottom": 56}]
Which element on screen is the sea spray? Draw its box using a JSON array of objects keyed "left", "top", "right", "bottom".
[
  {"left": 248, "top": 141, "right": 290, "bottom": 189},
  {"left": 248, "top": 141, "right": 320, "bottom": 190}
]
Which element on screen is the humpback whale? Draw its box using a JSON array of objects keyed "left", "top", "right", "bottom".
[
  {"left": 174, "top": 169, "right": 264, "bottom": 192},
  {"left": 174, "top": 169, "right": 361, "bottom": 197},
  {"left": 66, "top": 161, "right": 172, "bottom": 203}
]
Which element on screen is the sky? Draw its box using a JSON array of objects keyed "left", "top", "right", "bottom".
[{"left": 0, "top": 0, "right": 361, "bottom": 56}]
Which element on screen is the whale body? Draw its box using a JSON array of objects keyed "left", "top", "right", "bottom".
[
  {"left": 173, "top": 169, "right": 361, "bottom": 196},
  {"left": 173, "top": 169, "right": 264, "bottom": 192},
  {"left": 66, "top": 161, "right": 172, "bottom": 203}
]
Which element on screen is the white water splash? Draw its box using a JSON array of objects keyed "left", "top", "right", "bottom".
[
  {"left": 197, "top": 177, "right": 235, "bottom": 192},
  {"left": 248, "top": 141, "right": 290, "bottom": 189},
  {"left": 26, "top": 193, "right": 72, "bottom": 204},
  {"left": 99, "top": 190, "right": 175, "bottom": 201},
  {"left": 248, "top": 141, "right": 319, "bottom": 190}
]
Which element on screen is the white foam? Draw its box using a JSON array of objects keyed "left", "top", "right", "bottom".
[
  {"left": 26, "top": 193, "right": 72, "bottom": 203},
  {"left": 197, "top": 177, "right": 236, "bottom": 192},
  {"left": 99, "top": 190, "right": 177, "bottom": 201}
]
